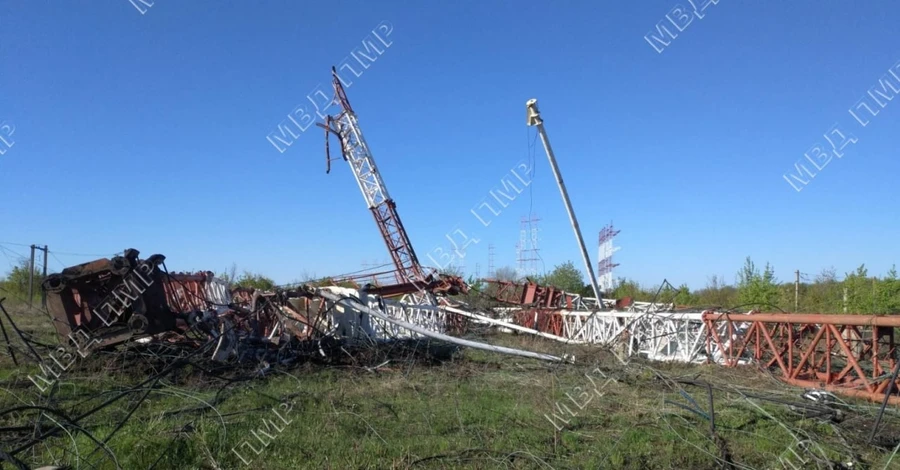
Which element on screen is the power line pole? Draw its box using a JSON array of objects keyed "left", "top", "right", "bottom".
[
  {"left": 28, "top": 245, "right": 35, "bottom": 308},
  {"left": 24, "top": 245, "right": 49, "bottom": 308},
  {"left": 41, "top": 245, "right": 48, "bottom": 307},
  {"left": 794, "top": 270, "right": 800, "bottom": 312}
]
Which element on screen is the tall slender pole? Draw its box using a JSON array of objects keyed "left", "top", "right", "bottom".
[
  {"left": 28, "top": 245, "right": 35, "bottom": 308},
  {"left": 41, "top": 246, "right": 48, "bottom": 307},
  {"left": 525, "top": 99, "right": 601, "bottom": 302},
  {"left": 794, "top": 270, "right": 800, "bottom": 312}
]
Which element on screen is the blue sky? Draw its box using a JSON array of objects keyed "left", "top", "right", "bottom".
[{"left": 0, "top": 0, "right": 897, "bottom": 290}]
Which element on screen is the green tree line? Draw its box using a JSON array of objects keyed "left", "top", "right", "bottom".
[
  {"left": 471, "top": 257, "right": 900, "bottom": 314},
  {"left": 7, "top": 256, "right": 897, "bottom": 314},
  {"left": 0, "top": 259, "right": 45, "bottom": 304},
  {"left": 617, "top": 258, "right": 900, "bottom": 313}
]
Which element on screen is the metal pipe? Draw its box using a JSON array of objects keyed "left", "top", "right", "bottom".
[
  {"left": 316, "top": 289, "right": 569, "bottom": 363},
  {"left": 525, "top": 99, "right": 602, "bottom": 302},
  {"left": 41, "top": 245, "right": 48, "bottom": 308},
  {"left": 440, "top": 305, "right": 585, "bottom": 344}
]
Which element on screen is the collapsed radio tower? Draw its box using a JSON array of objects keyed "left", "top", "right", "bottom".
[
  {"left": 318, "top": 67, "right": 466, "bottom": 301},
  {"left": 597, "top": 222, "right": 621, "bottom": 293}
]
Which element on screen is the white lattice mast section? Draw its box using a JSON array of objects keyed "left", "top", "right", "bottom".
[
  {"left": 597, "top": 222, "right": 621, "bottom": 293},
  {"left": 319, "top": 67, "right": 426, "bottom": 287}
]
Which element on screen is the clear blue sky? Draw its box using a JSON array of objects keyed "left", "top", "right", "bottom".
[{"left": 0, "top": 1, "right": 897, "bottom": 290}]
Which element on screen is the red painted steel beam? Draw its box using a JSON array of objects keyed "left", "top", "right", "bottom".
[
  {"left": 484, "top": 279, "right": 580, "bottom": 308},
  {"left": 704, "top": 312, "right": 900, "bottom": 405},
  {"left": 703, "top": 312, "right": 900, "bottom": 327}
]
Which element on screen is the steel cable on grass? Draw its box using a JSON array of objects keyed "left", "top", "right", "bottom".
[
  {"left": 5, "top": 314, "right": 237, "bottom": 457},
  {"left": 1, "top": 273, "right": 354, "bottom": 467}
]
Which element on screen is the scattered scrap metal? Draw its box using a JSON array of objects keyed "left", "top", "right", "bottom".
[
  {"left": 30, "top": 251, "right": 900, "bottom": 405},
  {"left": 35, "top": 249, "right": 562, "bottom": 364},
  {"left": 1, "top": 252, "right": 900, "bottom": 468},
  {"left": 477, "top": 277, "right": 900, "bottom": 405}
]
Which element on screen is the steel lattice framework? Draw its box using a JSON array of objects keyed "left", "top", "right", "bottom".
[
  {"left": 319, "top": 67, "right": 425, "bottom": 286},
  {"left": 473, "top": 279, "right": 900, "bottom": 403},
  {"left": 704, "top": 312, "right": 900, "bottom": 404}
]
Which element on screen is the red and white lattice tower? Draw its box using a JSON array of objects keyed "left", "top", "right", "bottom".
[{"left": 597, "top": 222, "right": 621, "bottom": 293}]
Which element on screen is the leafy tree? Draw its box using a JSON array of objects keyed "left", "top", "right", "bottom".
[
  {"left": 611, "top": 278, "right": 652, "bottom": 302},
  {"left": 538, "top": 261, "right": 584, "bottom": 293},
  {"left": 842, "top": 264, "right": 873, "bottom": 314},
  {"left": 674, "top": 283, "right": 695, "bottom": 306},
  {"left": 693, "top": 275, "right": 738, "bottom": 308},
  {"left": 800, "top": 267, "right": 841, "bottom": 313},
  {"left": 234, "top": 271, "right": 276, "bottom": 291},
  {"left": 736, "top": 257, "right": 780, "bottom": 310},
  {"left": 465, "top": 275, "right": 485, "bottom": 293},
  {"left": 880, "top": 265, "right": 900, "bottom": 313},
  {"left": 0, "top": 259, "right": 44, "bottom": 302},
  {"left": 834, "top": 264, "right": 900, "bottom": 314}
]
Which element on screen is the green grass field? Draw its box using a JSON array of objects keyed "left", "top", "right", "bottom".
[{"left": 1, "top": 304, "right": 900, "bottom": 469}]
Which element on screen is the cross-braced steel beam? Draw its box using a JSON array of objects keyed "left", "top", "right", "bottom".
[
  {"left": 703, "top": 312, "right": 900, "bottom": 404},
  {"left": 319, "top": 67, "right": 424, "bottom": 286}
]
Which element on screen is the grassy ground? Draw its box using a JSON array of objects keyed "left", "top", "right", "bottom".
[{"left": 1, "top": 303, "right": 900, "bottom": 469}]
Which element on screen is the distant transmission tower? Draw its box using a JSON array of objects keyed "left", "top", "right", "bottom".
[
  {"left": 488, "top": 244, "right": 495, "bottom": 278},
  {"left": 597, "top": 222, "right": 621, "bottom": 293},
  {"left": 516, "top": 216, "right": 541, "bottom": 277}
]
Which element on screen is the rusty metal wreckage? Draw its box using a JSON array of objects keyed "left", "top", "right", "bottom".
[
  {"left": 31, "top": 248, "right": 900, "bottom": 407},
  {"left": 1, "top": 66, "right": 898, "bottom": 464}
]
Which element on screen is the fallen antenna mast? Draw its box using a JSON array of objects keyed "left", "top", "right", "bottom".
[{"left": 317, "top": 67, "right": 466, "bottom": 302}]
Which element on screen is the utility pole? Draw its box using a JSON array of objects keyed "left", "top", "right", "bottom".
[
  {"left": 843, "top": 287, "right": 848, "bottom": 314},
  {"left": 525, "top": 99, "right": 601, "bottom": 302},
  {"left": 794, "top": 270, "right": 800, "bottom": 312},
  {"left": 41, "top": 245, "right": 48, "bottom": 307},
  {"left": 28, "top": 245, "right": 35, "bottom": 308}
]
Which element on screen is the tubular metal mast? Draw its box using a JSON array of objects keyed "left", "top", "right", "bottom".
[
  {"left": 319, "top": 67, "right": 426, "bottom": 286},
  {"left": 525, "top": 98, "right": 602, "bottom": 302}
]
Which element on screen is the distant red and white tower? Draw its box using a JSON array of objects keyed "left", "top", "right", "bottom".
[{"left": 597, "top": 222, "right": 621, "bottom": 293}]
